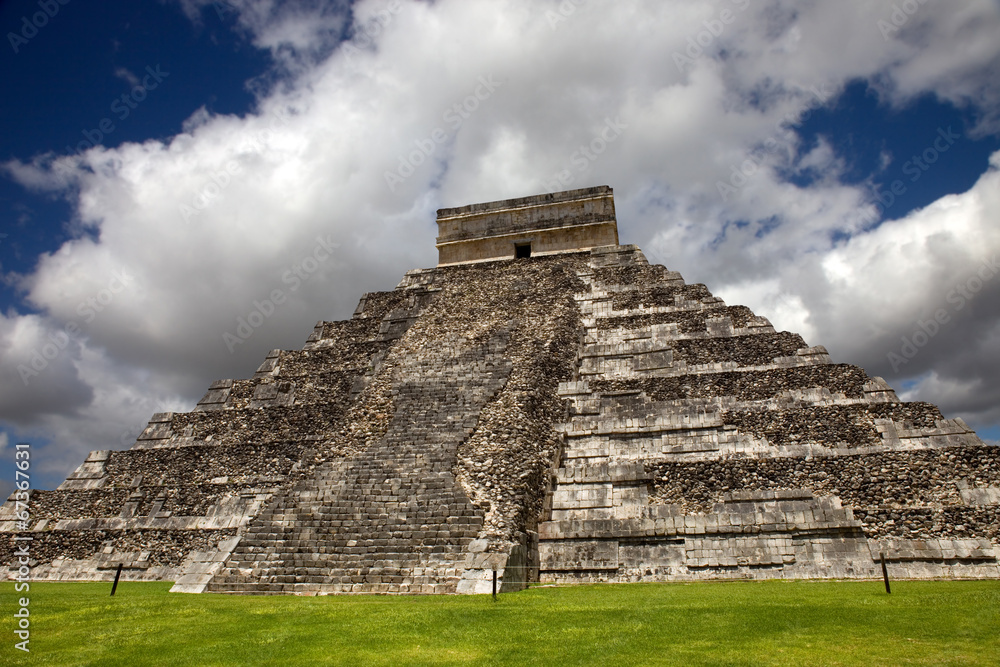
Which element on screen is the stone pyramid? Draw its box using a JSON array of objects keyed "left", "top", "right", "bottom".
[{"left": 3, "top": 185, "right": 998, "bottom": 594}]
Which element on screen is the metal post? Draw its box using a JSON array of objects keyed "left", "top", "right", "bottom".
[
  {"left": 110, "top": 563, "right": 123, "bottom": 596},
  {"left": 880, "top": 552, "right": 891, "bottom": 594},
  {"left": 492, "top": 569, "right": 497, "bottom": 601}
]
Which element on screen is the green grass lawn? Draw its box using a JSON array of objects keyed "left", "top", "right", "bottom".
[{"left": 2, "top": 579, "right": 998, "bottom": 666}]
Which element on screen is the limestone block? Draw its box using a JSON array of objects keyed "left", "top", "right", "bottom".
[
  {"left": 552, "top": 483, "right": 612, "bottom": 510},
  {"left": 633, "top": 350, "right": 673, "bottom": 372},
  {"left": 539, "top": 539, "right": 618, "bottom": 571},
  {"left": 958, "top": 486, "right": 1000, "bottom": 506}
]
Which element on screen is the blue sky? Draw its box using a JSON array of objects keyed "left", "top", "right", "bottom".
[
  {"left": 1, "top": 0, "right": 999, "bottom": 491},
  {"left": 790, "top": 80, "right": 999, "bottom": 218},
  {"left": 1, "top": 0, "right": 268, "bottom": 310}
]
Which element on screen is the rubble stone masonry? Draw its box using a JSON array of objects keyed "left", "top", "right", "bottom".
[{"left": 3, "top": 187, "right": 997, "bottom": 592}]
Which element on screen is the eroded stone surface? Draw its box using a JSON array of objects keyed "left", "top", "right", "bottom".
[
  {"left": 3, "top": 187, "right": 997, "bottom": 592},
  {"left": 538, "top": 245, "right": 997, "bottom": 583}
]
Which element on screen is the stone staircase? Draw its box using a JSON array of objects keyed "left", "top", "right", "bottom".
[{"left": 204, "top": 329, "right": 513, "bottom": 594}]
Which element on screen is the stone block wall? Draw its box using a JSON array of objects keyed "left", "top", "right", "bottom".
[
  {"left": 537, "top": 245, "right": 999, "bottom": 583},
  {"left": 436, "top": 186, "right": 619, "bottom": 265},
  {"left": 4, "top": 239, "right": 997, "bottom": 592}
]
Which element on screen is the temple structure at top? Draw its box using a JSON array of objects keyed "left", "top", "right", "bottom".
[{"left": 435, "top": 185, "right": 620, "bottom": 265}]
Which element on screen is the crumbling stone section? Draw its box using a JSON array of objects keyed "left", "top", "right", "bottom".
[
  {"left": 611, "top": 283, "right": 713, "bottom": 311},
  {"left": 644, "top": 447, "right": 1000, "bottom": 557},
  {"left": 722, "top": 403, "right": 945, "bottom": 449},
  {"left": 669, "top": 333, "right": 808, "bottom": 366},
  {"left": 25, "top": 489, "right": 134, "bottom": 521},
  {"left": 446, "top": 259, "right": 586, "bottom": 553},
  {"left": 164, "top": 404, "right": 354, "bottom": 448},
  {"left": 648, "top": 447, "right": 1000, "bottom": 514},
  {"left": 101, "top": 443, "right": 306, "bottom": 487},
  {"left": 591, "top": 365, "right": 869, "bottom": 402},
  {"left": 599, "top": 305, "right": 756, "bottom": 333},
  {"left": 592, "top": 262, "right": 680, "bottom": 287},
  {"left": 0, "top": 528, "right": 237, "bottom": 583},
  {"left": 859, "top": 507, "right": 1000, "bottom": 543}
]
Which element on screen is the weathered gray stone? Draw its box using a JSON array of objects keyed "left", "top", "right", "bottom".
[{"left": 3, "top": 186, "right": 997, "bottom": 592}]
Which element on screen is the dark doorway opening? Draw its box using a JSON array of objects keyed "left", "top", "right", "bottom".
[{"left": 515, "top": 243, "right": 532, "bottom": 259}]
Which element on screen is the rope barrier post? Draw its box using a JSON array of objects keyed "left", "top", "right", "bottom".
[
  {"left": 110, "top": 563, "right": 123, "bottom": 597},
  {"left": 880, "top": 552, "right": 891, "bottom": 594},
  {"left": 492, "top": 568, "right": 497, "bottom": 601}
]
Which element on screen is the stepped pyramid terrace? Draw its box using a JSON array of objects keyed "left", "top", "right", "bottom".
[{"left": 3, "top": 185, "right": 998, "bottom": 594}]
